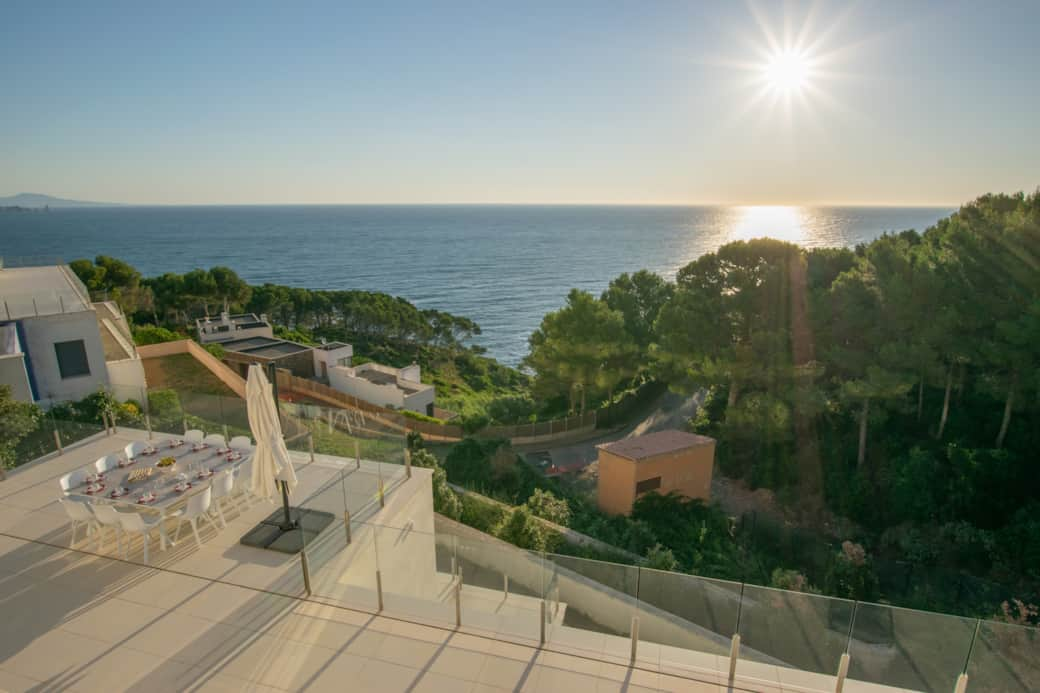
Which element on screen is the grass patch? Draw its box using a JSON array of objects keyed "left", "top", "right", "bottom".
[{"left": 143, "top": 353, "right": 237, "bottom": 397}]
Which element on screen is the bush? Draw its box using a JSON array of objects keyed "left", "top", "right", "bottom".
[
  {"left": 147, "top": 389, "right": 183, "bottom": 428},
  {"left": 644, "top": 544, "right": 679, "bottom": 571},
  {"left": 525, "top": 488, "right": 571, "bottom": 526},
  {"left": 132, "top": 324, "right": 181, "bottom": 345},
  {"left": 497, "top": 507, "right": 550, "bottom": 551},
  {"left": 459, "top": 494, "right": 506, "bottom": 533}
]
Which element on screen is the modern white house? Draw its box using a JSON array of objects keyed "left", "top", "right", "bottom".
[
  {"left": 195, "top": 311, "right": 274, "bottom": 344},
  {"left": 312, "top": 340, "right": 353, "bottom": 379},
  {"left": 0, "top": 263, "right": 147, "bottom": 405},
  {"left": 328, "top": 361, "right": 435, "bottom": 415}
]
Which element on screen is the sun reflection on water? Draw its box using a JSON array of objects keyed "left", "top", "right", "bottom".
[{"left": 730, "top": 205, "right": 806, "bottom": 243}]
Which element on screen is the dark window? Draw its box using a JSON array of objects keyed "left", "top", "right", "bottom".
[
  {"left": 54, "top": 340, "right": 90, "bottom": 378},
  {"left": 635, "top": 476, "right": 662, "bottom": 495}
]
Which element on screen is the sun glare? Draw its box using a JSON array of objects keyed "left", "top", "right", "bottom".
[
  {"left": 732, "top": 206, "right": 806, "bottom": 243},
  {"left": 763, "top": 50, "right": 811, "bottom": 94}
]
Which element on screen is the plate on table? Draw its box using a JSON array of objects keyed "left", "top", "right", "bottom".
[
  {"left": 173, "top": 481, "right": 192, "bottom": 493},
  {"left": 109, "top": 487, "right": 129, "bottom": 499},
  {"left": 142, "top": 446, "right": 158, "bottom": 456},
  {"left": 137, "top": 492, "right": 157, "bottom": 504},
  {"left": 196, "top": 469, "right": 214, "bottom": 480},
  {"left": 169, "top": 440, "right": 185, "bottom": 448},
  {"left": 84, "top": 483, "right": 105, "bottom": 495},
  {"left": 226, "top": 452, "right": 243, "bottom": 462},
  {"left": 85, "top": 472, "right": 104, "bottom": 484},
  {"left": 119, "top": 457, "right": 136, "bottom": 468}
]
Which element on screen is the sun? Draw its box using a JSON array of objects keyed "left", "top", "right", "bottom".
[{"left": 763, "top": 49, "right": 811, "bottom": 94}]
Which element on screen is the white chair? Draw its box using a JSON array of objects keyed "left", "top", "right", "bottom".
[
  {"left": 172, "top": 487, "right": 215, "bottom": 548},
  {"left": 209, "top": 470, "right": 235, "bottom": 528},
  {"left": 184, "top": 429, "right": 205, "bottom": 443},
  {"left": 117, "top": 511, "right": 170, "bottom": 565},
  {"left": 203, "top": 433, "right": 226, "bottom": 448},
  {"left": 91, "top": 503, "right": 124, "bottom": 555},
  {"left": 228, "top": 436, "right": 252, "bottom": 450},
  {"left": 59, "top": 498, "right": 98, "bottom": 548},
  {"left": 59, "top": 469, "right": 89, "bottom": 493},
  {"left": 95, "top": 455, "right": 121, "bottom": 473},
  {"left": 231, "top": 459, "right": 255, "bottom": 510},
  {"left": 125, "top": 440, "right": 151, "bottom": 458}
]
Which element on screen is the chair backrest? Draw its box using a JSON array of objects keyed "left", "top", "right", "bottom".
[
  {"left": 95, "top": 455, "right": 120, "bottom": 473},
  {"left": 125, "top": 441, "right": 149, "bottom": 458},
  {"left": 117, "top": 511, "right": 149, "bottom": 533},
  {"left": 91, "top": 503, "right": 122, "bottom": 527},
  {"left": 228, "top": 436, "right": 252, "bottom": 450},
  {"left": 184, "top": 486, "right": 212, "bottom": 517},
  {"left": 59, "top": 469, "right": 88, "bottom": 492},
  {"left": 203, "top": 433, "right": 226, "bottom": 448},
  {"left": 60, "top": 498, "right": 95, "bottom": 522},
  {"left": 210, "top": 469, "right": 234, "bottom": 498},
  {"left": 184, "top": 429, "right": 205, "bottom": 443}
]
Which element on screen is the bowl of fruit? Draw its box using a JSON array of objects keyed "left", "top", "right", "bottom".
[{"left": 156, "top": 456, "right": 177, "bottom": 469}]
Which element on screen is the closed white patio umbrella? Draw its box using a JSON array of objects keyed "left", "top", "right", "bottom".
[{"left": 246, "top": 364, "right": 297, "bottom": 519}]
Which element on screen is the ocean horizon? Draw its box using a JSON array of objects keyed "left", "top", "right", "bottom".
[{"left": 0, "top": 204, "right": 953, "bottom": 365}]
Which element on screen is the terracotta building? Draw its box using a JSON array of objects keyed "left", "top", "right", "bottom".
[{"left": 596, "top": 429, "right": 716, "bottom": 515}]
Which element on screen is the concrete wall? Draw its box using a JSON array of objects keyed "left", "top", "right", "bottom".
[
  {"left": 597, "top": 444, "right": 715, "bottom": 515},
  {"left": 329, "top": 365, "right": 406, "bottom": 409},
  {"left": 136, "top": 339, "right": 247, "bottom": 398},
  {"left": 0, "top": 353, "right": 32, "bottom": 402},
  {"left": 402, "top": 385, "right": 435, "bottom": 415},
  {"left": 20, "top": 311, "right": 110, "bottom": 404},
  {"left": 106, "top": 357, "right": 148, "bottom": 399}
]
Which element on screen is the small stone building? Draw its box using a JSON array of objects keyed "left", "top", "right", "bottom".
[{"left": 596, "top": 430, "right": 716, "bottom": 515}]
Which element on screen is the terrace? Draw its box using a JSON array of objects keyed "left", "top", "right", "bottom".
[{"left": 2, "top": 399, "right": 1036, "bottom": 692}]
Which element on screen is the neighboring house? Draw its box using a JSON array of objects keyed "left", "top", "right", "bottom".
[
  {"left": 596, "top": 430, "right": 716, "bottom": 515},
  {"left": 328, "top": 361, "right": 435, "bottom": 416},
  {"left": 0, "top": 264, "right": 147, "bottom": 405},
  {"left": 218, "top": 335, "right": 316, "bottom": 379},
  {"left": 312, "top": 341, "right": 353, "bottom": 379},
  {"left": 196, "top": 312, "right": 273, "bottom": 344}
]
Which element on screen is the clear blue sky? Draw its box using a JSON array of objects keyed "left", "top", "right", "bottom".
[{"left": 1, "top": 1, "right": 1037, "bottom": 205}]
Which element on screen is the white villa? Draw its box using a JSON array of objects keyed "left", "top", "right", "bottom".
[
  {"left": 328, "top": 361, "right": 435, "bottom": 416},
  {"left": 0, "top": 263, "right": 147, "bottom": 404}
]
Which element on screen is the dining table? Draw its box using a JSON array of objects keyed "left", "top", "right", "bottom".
[{"left": 65, "top": 437, "right": 251, "bottom": 515}]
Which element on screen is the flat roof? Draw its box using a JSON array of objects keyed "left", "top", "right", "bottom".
[
  {"left": 317, "top": 341, "right": 350, "bottom": 350},
  {"left": 597, "top": 429, "right": 715, "bottom": 461},
  {"left": 220, "top": 336, "right": 312, "bottom": 359},
  {"left": 0, "top": 265, "right": 91, "bottom": 318}
]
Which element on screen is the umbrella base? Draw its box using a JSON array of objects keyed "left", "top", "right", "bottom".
[{"left": 239, "top": 507, "right": 335, "bottom": 554}]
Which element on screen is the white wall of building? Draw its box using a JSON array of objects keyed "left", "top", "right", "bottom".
[
  {"left": 313, "top": 344, "right": 353, "bottom": 378},
  {"left": 0, "top": 354, "right": 32, "bottom": 402},
  {"left": 107, "top": 357, "right": 148, "bottom": 400},
  {"left": 403, "top": 386, "right": 435, "bottom": 415},
  {"left": 329, "top": 364, "right": 406, "bottom": 409},
  {"left": 20, "top": 311, "right": 110, "bottom": 404}
]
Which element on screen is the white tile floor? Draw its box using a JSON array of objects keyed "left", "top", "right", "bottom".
[{"left": 0, "top": 429, "right": 917, "bottom": 692}]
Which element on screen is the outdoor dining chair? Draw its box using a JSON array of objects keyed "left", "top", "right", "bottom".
[
  {"left": 172, "top": 487, "right": 216, "bottom": 549},
  {"left": 59, "top": 498, "right": 98, "bottom": 548},
  {"left": 117, "top": 511, "right": 171, "bottom": 565},
  {"left": 203, "top": 433, "right": 226, "bottom": 448},
  {"left": 209, "top": 469, "right": 235, "bottom": 528},
  {"left": 59, "top": 469, "right": 90, "bottom": 493},
  {"left": 184, "top": 429, "right": 205, "bottom": 443},
  {"left": 91, "top": 503, "right": 124, "bottom": 556},
  {"left": 124, "top": 440, "right": 152, "bottom": 458},
  {"left": 228, "top": 435, "right": 252, "bottom": 450},
  {"left": 94, "top": 455, "right": 122, "bottom": 473}
]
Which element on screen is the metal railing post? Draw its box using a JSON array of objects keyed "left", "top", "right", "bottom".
[
  {"left": 728, "top": 634, "right": 741, "bottom": 684},
  {"left": 343, "top": 509, "right": 352, "bottom": 545},
  {"left": 53, "top": 428, "right": 64, "bottom": 455},
  {"left": 836, "top": 601, "right": 858, "bottom": 693},
  {"left": 540, "top": 600, "right": 546, "bottom": 645},
  {"left": 954, "top": 619, "right": 980, "bottom": 693},
  {"left": 354, "top": 440, "right": 360, "bottom": 469},
  {"left": 182, "top": 418, "right": 188, "bottom": 434},
  {"left": 300, "top": 551, "right": 312, "bottom": 596},
  {"left": 454, "top": 576, "right": 462, "bottom": 628},
  {"left": 376, "top": 570, "right": 384, "bottom": 611},
  {"left": 145, "top": 413, "right": 153, "bottom": 439},
  {"left": 404, "top": 448, "right": 411, "bottom": 479},
  {"left": 630, "top": 616, "right": 640, "bottom": 663},
  {"left": 308, "top": 433, "right": 315, "bottom": 463},
  {"left": 503, "top": 574, "right": 509, "bottom": 600}
]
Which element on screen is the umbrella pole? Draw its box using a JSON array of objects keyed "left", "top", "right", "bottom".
[{"left": 279, "top": 480, "right": 295, "bottom": 530}]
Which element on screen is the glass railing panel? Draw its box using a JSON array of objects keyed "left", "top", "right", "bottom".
[
  {"left": 966, "top": 620, "right": 1040, "bottom": 692},
  {"left": 373, "top": 521, "right": 457, "bottom": 629},
  {"left": 737, "top": 584, "right": 852, "bottom": 687},
  {"left": 544, "top": 553, "right": 639, "bottom": 661},
  {"left": 299, "top": 469, "right": 381, "bottom": 613},
  {"left": 453, "top": 531, "right": 542, "bottom": 646},
  {"left": 847, "top": 602, "right": 975, "bottom": 692},
  {"left": 637, "top": 567, "right": 742, "bottom": 675}
]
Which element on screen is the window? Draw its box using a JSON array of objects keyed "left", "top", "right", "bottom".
[
  {"left": 635, "top": 476, "right": 662, "bottom": 495},
  {"left": 54, "top": 340, "right": 90, "bottom": 379}
]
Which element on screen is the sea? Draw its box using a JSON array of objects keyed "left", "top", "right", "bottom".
[{"left": 0, "top": 205, "right": 953, "bottom": 366}]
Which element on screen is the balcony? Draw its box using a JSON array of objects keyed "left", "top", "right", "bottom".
[{"left": 1, "top": 392, "right": 1036, "bottom": 692}]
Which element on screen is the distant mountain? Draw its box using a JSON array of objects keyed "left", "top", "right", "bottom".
[{"left": 0, "top": 193, "right": 118, "bottom": 208}]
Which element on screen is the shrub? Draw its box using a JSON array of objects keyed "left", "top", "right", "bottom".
[
  {"left": 644, "top": 544, "right": 679, "bottom": 572},
  {"left": 132, "top": 324, "right": 181, "bottom": 345},
  {"left": 525, "top": 488, "right": 571, "bottom": 526}
]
